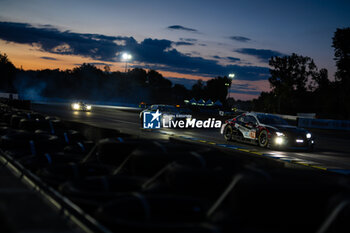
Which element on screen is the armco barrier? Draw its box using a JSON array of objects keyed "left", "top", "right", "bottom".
[
  {"left": 0, "top": 92, "right": 19, "bottom": 99},
  {"left": 298, "top": 117, "right": 350, "bottom": 131},
  {"left": 297, "top": 113, "right": 316, "bottom": 119}
]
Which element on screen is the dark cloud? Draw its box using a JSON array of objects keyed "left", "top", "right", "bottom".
[
  {"left": 167, "top": 25, "right": 198, "bottom": 32},
  {"left": 179, "top": 38, "right": 198, "bottom": 42},
  {"left": 230, "top": 89, "right": 261, "bottom": 95},
  {"left": 231, "top": 83, "right": 256, "bottom": 91},
  {"left": 235, "top": 48, "right": 286, "bottom": 62},
  {"left": 174, "top": 41, "right": 195, "bottom": 46},
  {"left": 230, "top": 83, "right": 261, "bottom": 95},
  {"left": 229, "top": 36, "right": 251, "bottom": 42},
  {"left": 0, "top": 21, "right": 120, "bottom": 61},
  {"left": 40, "top": 56, "right": 58, "bottom": 60},
  {"left": 0, "top": 21, "right": 270, "bottom": 81},
  {"left": 87, "top": 34, "right": 268, "bottom": 79},
  {"left": 227, "top": 56, "right": 241, "bottom": 62},
  {"left": 166, "top": 78, "right": 262, "bottom": 96},
  {"left": 137, "top": 60, "right": 269, "bottom": 81},
  {"left": 212, "top": 56, "right": 241, "bottom": 63}
]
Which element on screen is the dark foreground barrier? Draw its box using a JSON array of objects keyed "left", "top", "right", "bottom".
[
  {"left": 0, "top": 98, "right": 31, "bottom": 110},
  {"left": 1, "top": 102, "right": 350, "bottom": 233}
]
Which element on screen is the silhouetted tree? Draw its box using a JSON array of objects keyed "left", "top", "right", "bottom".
[
  {"left": 227, "top": 97, "right": 235, "bottom": 108},
  {"left": 205, "top": 76, "right": 231, "bottom": 104},
  {"left": 0, "top": 52, "right": 17, "bottom": 92},
  {"left": 268, "top": 53, "right": 318, "bottom": 114},
  {"left": 333, "top": 28, "right": 350, "bottom": 83},
  {"left": 309, "top": 68, "right": 329, "bottom": 91},
  {"left": 191, "top": 80, "right": 205, "bottom": 100},
  {"left": 252, "top": 92, "right": 277, "bottom": 113},
  {"left": 172, "top": 84, "right": 189, "bottom": 103},
  {"left": 103, "top": 65, "right": 111, "bottom": 73},
  {"left": 307, "top": 68, "right": 340, "bottom": 117},
  {"left": 332, "top": 27, "right": 350, "bottom": 118},
  {"left": 147, "top": 70, "right": 171, "bottom": 88}
]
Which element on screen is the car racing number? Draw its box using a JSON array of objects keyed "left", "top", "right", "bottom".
[
  {"left": 249, "top": 131, "right": 256, "bottom": 139},
  {"left": 235, "top": 123, "right": 256, "bottom": 139}
]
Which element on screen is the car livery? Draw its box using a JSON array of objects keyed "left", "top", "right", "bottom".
[{"left": 220, "top": 112, "right": 315, "bottom": 150}]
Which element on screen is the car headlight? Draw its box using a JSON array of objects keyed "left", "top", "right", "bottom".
[
  {"left": 306, "top": 133, "right": 311, "bottom": 139},
  {"left": 86, "top": 105, "right": 92, "bottom": 110},
  {"left": 275, "top": 137, "right": 284, "bottom": 145},
  {"left": 276, "top": 132, "right": 285, "bottom": 137},
  {"left": 72, "top": 103, "right": 80, "bottom": 110}
]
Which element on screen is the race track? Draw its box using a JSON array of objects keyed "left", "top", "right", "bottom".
[{"left": 32, "top": 103, "right": 350, "bottom": 174}]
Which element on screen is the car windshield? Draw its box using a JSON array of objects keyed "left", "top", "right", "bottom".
[{"left": 257, "top": 114, "right": 289, "bottom": 125}]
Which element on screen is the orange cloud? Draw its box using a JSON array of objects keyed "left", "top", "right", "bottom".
[{"left": 0, "top": 40, "right": 124, "bottom": 71}]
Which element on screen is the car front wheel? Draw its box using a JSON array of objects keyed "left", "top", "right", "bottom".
[
  {"left": 223, "top": 125, "right": 233, "bottom": 141},
  {"left": 258, "top": 130, "right": 269, "bottom": 147}
]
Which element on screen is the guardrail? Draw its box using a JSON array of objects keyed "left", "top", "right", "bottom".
[
  {"left": 0, "top": 92, "right": 19, "bottom": 99},
  {"left": 32, "top": 101, "right": 142, "bottom": 112},
  {"left": 298, "top": 118, "right": 350, "bottom": 131}
]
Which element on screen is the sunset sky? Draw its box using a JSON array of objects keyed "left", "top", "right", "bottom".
[{"left": 0, "top": 0, "right": 349, "bottom": 100}]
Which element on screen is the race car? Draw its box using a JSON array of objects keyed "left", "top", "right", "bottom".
[
  {"left": 71, "top": 102, "right": 92, "bottom": 111},
  {"left": 220, "top": 112, "right": 315, "bottom": 150}
]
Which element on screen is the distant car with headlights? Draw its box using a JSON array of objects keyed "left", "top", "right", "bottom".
[
  {"left": 71, "top": 102, "right": 92, "bottom": 111},
  {"left": 138, "top": 101, "right": 148, "bottom": 109},
  {"left": 220, "top": 112, "right": 314, "bottom": 150}
]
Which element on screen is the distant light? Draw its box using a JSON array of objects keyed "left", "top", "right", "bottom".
[
  {"left": 225, "top": 83, "right": 230, "bottom": 86},
  {"left": 306, "top": 133, "right": 311, "bottom": 139},
  {"left": 122, "top": 53, "right": 132, "bottom": 60},
  {"left": 296, "top": 139, "right": 304, "bottom": 143},
  {"left": 228, "top": 73, "right": 235, "bottom": 78}
]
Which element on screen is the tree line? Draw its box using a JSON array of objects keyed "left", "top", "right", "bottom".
[
  {"left": 0, "top": 55, "right": 231, "bottom": 105},
  {"left": 252, "top": 27, "right": 350, "bottom": 119}
]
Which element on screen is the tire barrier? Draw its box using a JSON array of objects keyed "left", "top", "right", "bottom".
[{"left": 0, "top": 102, "right": 350, "bottom": 233}]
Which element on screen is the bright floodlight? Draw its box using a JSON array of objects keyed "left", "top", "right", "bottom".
[
  {"left": 122, "top": 53, "right": 132, "bottom": 72},
  {"left": 228, "top": 73, "right": 235, "bottom": 78},
  {"left": 122, "top": 53, "right": 132, "bottom": 60}
]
